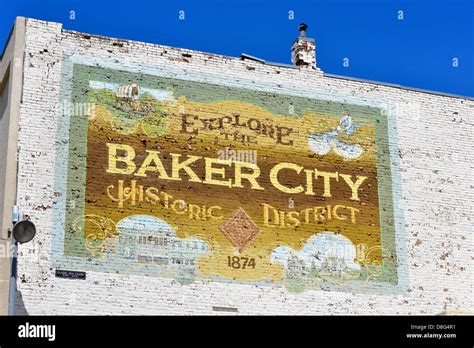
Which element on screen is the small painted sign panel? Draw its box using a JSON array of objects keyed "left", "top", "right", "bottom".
[{"left": 55, "top": 269, "right": 86, "bottom": 280}]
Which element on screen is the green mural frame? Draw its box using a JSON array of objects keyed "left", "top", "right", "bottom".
[{"left": 54, "top": 61, "right": 399, "bottom": 291}]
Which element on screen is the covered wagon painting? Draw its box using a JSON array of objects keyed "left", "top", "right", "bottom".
[{"left": 116, "top": 83, "right": 141, "bottom": 110}]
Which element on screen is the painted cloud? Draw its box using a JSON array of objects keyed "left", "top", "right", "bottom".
[
  {"left": 270, "top": 232, "right": 360, "bottom": 279},
  {"left": 308, "top": 115, "right": 366, "bottom": 160}
]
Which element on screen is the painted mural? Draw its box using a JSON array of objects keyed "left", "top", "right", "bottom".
[{"left": 54, "top": 63, "right": 398, "bottom": 293}]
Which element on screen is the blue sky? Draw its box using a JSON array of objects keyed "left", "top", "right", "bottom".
[{"left": 1, "top": 0, "right": 473, "bottom": 97}]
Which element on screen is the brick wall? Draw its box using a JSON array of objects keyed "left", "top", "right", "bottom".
[{"left": 13, "top": 18, "right": 473, "bottom": 315}]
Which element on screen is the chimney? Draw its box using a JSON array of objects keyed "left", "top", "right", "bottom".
[{"left": 291, "top": 23, "right": 316, "bottom": 68}]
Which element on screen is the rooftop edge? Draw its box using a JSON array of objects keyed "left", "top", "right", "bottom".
[{"left": 1, "top": 17, "right": 472, "bottom": 101}]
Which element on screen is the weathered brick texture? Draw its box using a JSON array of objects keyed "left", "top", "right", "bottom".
[{"left": 13, "top": 18, "right": 473, "bottom": 315}]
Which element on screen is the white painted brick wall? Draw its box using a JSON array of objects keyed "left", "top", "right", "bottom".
[{"left": 13, "top": 18, "right": 473, "bottom": 315}]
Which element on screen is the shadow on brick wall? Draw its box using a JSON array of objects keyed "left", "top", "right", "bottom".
[{"left": 14, "top": 290, "right": 29, "bottom": 315}]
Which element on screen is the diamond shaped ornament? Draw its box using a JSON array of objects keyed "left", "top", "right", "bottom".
[{"left": 219, "top": 207, "right": 260, "bottom": 252}]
